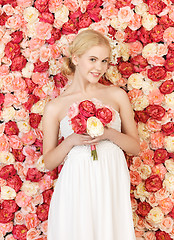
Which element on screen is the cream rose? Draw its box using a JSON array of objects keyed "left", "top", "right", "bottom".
[
  {"left": 135, "top": 2, "right": 149, "bottom": 16},
  {"left": 0, "top": 42, "right": 5, "bottom": 59},
  {"left": 147, "top": 207, "right": 164, "bottom": 225},
  {"left": 36, "top": 155, "right": 48, "bottom": 172},
  {"left": 134, "top": 182, "right": 150, "bottom": 202},
  {"left": 1, "top": 186, "right": 16, "bottom": 200},
  {"left": 55, "top": 5, "right": 69, "bottom": 23},
  {"left": 165, "top": 159, "right": 174, "bottom": 174},
  {"left": 164, "top": 136, "right": 174, "bottom": 153},
  {"left": 2, "top": 106, "right": 15, "bottom": 122},
  {"left": 22, "top": 62, "right": 34, "bottom": 78},
  {"left": 132, "top": 95, "right": 149, "bottom": 111},
  {"left": 0, "top": 151, "right": 15, "bottom": 164},
  {"left": 139, "top": 165, "right": 152, "bottom": 180},
  {"left": 23, "top": 7, "right": 39, "bottom": 23},
  {"left": 87, "top": 117, "right": 104, "bottom": 138},
  {"left": 163, "top": 173, "right": 174, "bottom": 193},
  {"left": 110, "top": 17, "right": 128, "bottom": 31},
  {"left": 105, "top": 66, "right": 122, "bottom": 85},
  {"left": 31, "top": 99, "right": 47, "bottom": 115},
  {"left": 142, "top": 43, "right": 158, "bottom": 59},
  {"left": 142, "top": 12, "right": 158, "bottom": 31},
  {"left": 21, "top": 181, "right": 39, "bottom": 197},
  {"left": 17, "top": 121, "right": 31, "bottom": 133},
  {"left": 128, "top": 73, "right": 144, "bottom": 90},
  {"left": 164, "top": 92, "right": 174, "bottom": 108},
  {"left": 138, "top": 122, "right": 150, "bottom": 141}
]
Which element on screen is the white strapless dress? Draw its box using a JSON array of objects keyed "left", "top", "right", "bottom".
[{"left": 47, "top": 107, "right": 136, "bottom": 240}]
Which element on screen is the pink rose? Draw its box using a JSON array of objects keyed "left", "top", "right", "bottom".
[
  {"left": 26, "top": 168, "right": 43, "bottom": 182},
  {"left": 158, "top": 198, "right": 173, "bottom": 215},
  {"left": 23, "top": 94, "right": 40, "bottom": 111},
  {"left": 11, "top": 55, "right": 27, "bottom": 71},
  {"left": 12, "top": 224, "right": 28, "bottom": 240},
  {"left": 5, "top": 41, "right": 21, "bottom": 59},
  {"left": 129, "top": 170, "right": 142, "bottom": 185},
  {"left": 46, "top": 27, "right": 61, "bottom": 45},
  {"left": 12, "top": 149, "right": 25, "bottom": 162},
  {"left": 145, "top": 175, "right": 162, "bottom": 192},
  {"left": 25, "top": 213, "right": 40, "bottom": 229},
  {"left": 15, "top": 191, "right": 32, "bottom": 208},
  {"left": 150, "top": 132, "right": 164, "bottom": 149},
  {"left": 14, "top": 211, "right": 25, "bottom": 225},
  {"left": 8, "top": 135, "right": 23, "bottom": 149}
]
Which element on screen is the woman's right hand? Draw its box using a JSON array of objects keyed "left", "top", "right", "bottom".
[{"left": 66, "top": 132, "right": 94, "bottom": 148}]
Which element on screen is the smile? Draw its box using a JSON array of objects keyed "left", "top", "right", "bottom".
[{"left": 91, "top": 72, "right": 100, "bottom": 77}]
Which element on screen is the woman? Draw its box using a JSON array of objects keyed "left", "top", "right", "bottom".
[{"left": 43, "top": 29, "right": 140, "bottom": 240}]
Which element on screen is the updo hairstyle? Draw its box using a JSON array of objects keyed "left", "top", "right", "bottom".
[{"left": 61, "top": 29, "right": 111, "bottom": 76}]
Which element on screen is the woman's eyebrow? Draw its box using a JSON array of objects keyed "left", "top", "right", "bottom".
[{"left": 89, "top": 56, "right": 109, "bottom": 60}]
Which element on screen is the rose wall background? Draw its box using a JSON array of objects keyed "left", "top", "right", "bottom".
[{"left": 0, "top": 0, "right": 174, "bottom": 239}]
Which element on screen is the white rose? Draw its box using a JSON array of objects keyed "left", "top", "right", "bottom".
[
  {"left": 142, "top": 43, "right": 158, "bottom": 59},
  {"left": 55, "top": 5, "right": 69, "bottom": 23},
  {"left": 163, "top": 172, "right": 174, "bottom": 193},
  {"left": 1, "top": 186, "right": 16, "bottom": 200},
  {"left": 42, "top": 81, "right": 55, "bottom": 95},
  {"left": 87, "top": 117, "right": 104, "bottom": 138},
  {"left": 132, "top": 0, "right": 143, "bottom": 5},
  {"left": 164, "top": 136, "right": 174, "bottom": 153},
  {"left": 139, "top": 165, "right": 152, "bottom": 180},
  {"left": 157, "top": 44, "right": 168, "bottom": 56},
  {"left": 105, "top": 66, "right": 122, "bottom": 85},
  {"left": 118, "top": 6, "right": 134, "bottom": 23},
  {"left": 0, "top": 42, "right": 5, "bottom": 59},
  {"left": 142, "top": 78, "right": 161, "bottom": 95},
  {"left": 21, "top": 181, "right": 39, "bottom": 196},
  {"left": 128, "top": 73, "right": 144, "bottom": 90},
  {"left": 147, "top": 207, "right": 164, "bottom": 225},
  {"left": 0, "top": 151, "right": 15, "bottom": 164},
  {"left": 119, "top": 42, "right": 130, "bottom": 62},
  {"left": 31, "top": 99, "right": 47, "bottom": 115},
  {"left": 17, "top": 121, "right": 31, "bottom": 133},
  {"left": 111, "top": 17, "right": 128, "bottom": 31},
  {"left": 135, "top": 2, "right": 149, "bottom": 16},
  {"left": 49, "top": 59, "right": 60, "bottom": 76},
  {"left": 23, "top": 7, "right": 39, "bottom": 23},
  {"left": 165, "top": 159, "right": 174, "bottom": 174},
  {"left": 142, "top": 12, "right": 158, "bottom": 31},
  {"left": 2, "top": 106, "right": 15, "bottom": 122},
  {"left": 138, "top": 122, "right": 150, "bottom": 140},
  {"left": 164, "top": 92, "right": 174, "bottom": 108},
  {"left": 132, "top": 95, "right": 149, "bottom": 111},
  {"left": 22, "top": 62, "right": 34, "bottom": 78}
]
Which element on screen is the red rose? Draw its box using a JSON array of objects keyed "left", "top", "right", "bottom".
[
  {"left": 2, "top": 200, "right": 19, "bottom": 213},
  {"left": 29, "top": 113, "right": 42, "bottom": 129},
  {"left": 118, "top": 62, "right": 134, "bottom": 78},
  {"left": 108, "top": 26, "right": 116, "bottom": 38},
  {"left": 158, "top": 15, "right": 174, "bottom": 29},
  {"left": 11, "top": 55, "right": 27, "bottom": 71},
  {"left": 10, "top": 31, "right": 23, "bottom": 43},
  {"left": 39, "top": 12, "right": 54, "bottom": 24},
  {"left": 69, "top": 8, "right": 82, "bottom": 20},
  {"left": 0, "top": 164, "right": 16, "bottom": 179},
  {"left": 96, "top": 107, "right": 113, "bottom": 125},
  {"left": 159, "top": 80, "right": 174, "bottom": 94},
  {"left": 46, "top": 27, "right": 61, "bottom": 45},
  {"left": 47, "top": 168, "right": 58, "bottom": 180},
  {"left": 58, "top": 164, "right": 63, "bottom": 173},
  {"left": 155, "top": 230, "right": 172, "bottom": 240},
  {"left": 12, "top": 225, "right": 28, "bottom": 240},
  {"left": 42, "top": 189, "right": 54, "bottom": 205},
  {"left": 36, "top": 203, "right": 49, "bottom": 221},
  {"left": 169, "top": 206, "right": 174, "bottom": 218},
  {"left": 137, "top": 27, "right": 152, "bottom": 45},
  {"left": 0, "top": 93, "right": 5, "bottom": 106},
  {"left": 147, "top": 66, "right": 167, "bottom": 81},
  {"left": 34, "top": 60, "right": 49, "bottom": 73},
  {"left": 161, "top": 122, "right": 174, "bottom": 136},
  {"left": 24, "top": 78, "right": 37, "bottom": 94},
  {"left": 23, "top": 94, "right": 40, "bottom": 111},
  {"left": 26, "top": 168, "right": 43, "bottom": 182},
  {"left": 7, "top": 175, "right": 22, "bottom": 192},
  {"left": 1, "top": 0, "right": 17, "bottom": 7},
  {"left": 87, "top": 0, "right": 103, "bottom": 9},
  {"left": 5, "top": 41, "right": 21, "bottom": 59},
  {"left": 136, "top": 201, "right": 151, "bottom": 217},
  {"left": 130, "top": 55, "right": 148, "bottom": 72},
  {"left": 0, "top": 208, "right": 14, "bottom": 223},
  {"left": 115, "top": 0, "right": 132, "bottom": 8},
  {"left": 145, "top": 104, "right": 166, "bottom": 121},
  {"left": 34, "top": 0, "right": 49, "bottom": 13},
  {"left": 153, "top": 149, "right": 169, "bottom": 164},
  {"left": 12, "top": 149, "right": 25, "bottom": 162},
  {"left": 4, "top": 121, "right": 19, "bottom": 135},
  {"left": 53, "top": 73, "right": 68, "bottom": 88},
  {"left": 87, "top": 7, "right": 102, "bottom": 22},
  {"left": 71, "top": 114, "right": 87, "bottom": 134},
  {"left": 0, "top": 12, "right": 10, "bottom": 26},
  {"left": 98, "top": 75, "right": 112, "bottom": 85},
  {"left": 150, "top": 25, "right": 164, "bottom": 42},
  {"left": 33, "top": 139, "right": 43, "bottom": 154},
  {"left": 135, "top": 110, "right": 150, "bottom": 123},
  {"left": 79, "top": 100, "right": 96, "bottom": 118},
  {"left": 147, "top": 0, "right": 166, "bottom": 15},
  {"left": 145, "top": 175, "right": 163, "bottom": 192},
  {"left": 61, "top": 19, "right": 78, "bottom": 35},
  {"left": 124, "top": 27, "right": 138, "bottom": 43},
  {"left": 165, "top": 57, "right": 174, "bottom": 72},
  {"left": 78, "top": 12, "right": 93, "bottom": 29}
]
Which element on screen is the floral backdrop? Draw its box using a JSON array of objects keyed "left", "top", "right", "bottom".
[{"left": 0, "top": 0, "right": 174, "bottom": 239}]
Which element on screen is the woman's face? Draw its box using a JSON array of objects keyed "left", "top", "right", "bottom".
[{"left": 73, "top": 45, "right": 110, "bottom": 83}]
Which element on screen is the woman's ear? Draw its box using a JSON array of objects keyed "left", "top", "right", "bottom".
[{"left": 71, "top": 54, "right": 79, "bottom": 66}]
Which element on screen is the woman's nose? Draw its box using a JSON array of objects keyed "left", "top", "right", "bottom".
[{"left": 95, "top": 61, "right": 102, "bottom": 70}]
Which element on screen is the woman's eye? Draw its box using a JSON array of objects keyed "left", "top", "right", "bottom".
[
  {"left": 102, "top": 59, "right": 108, "bottom": 63},
  {"left": 90, "top": 58, "right": 96, "bottom": 62}
]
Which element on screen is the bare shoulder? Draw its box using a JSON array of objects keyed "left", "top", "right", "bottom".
[
  {"left": 43, "top": 96, "right": 64, "bottom": 120},
  {"left": 104, "top": 85, "right": 129, "bottom": 102}
]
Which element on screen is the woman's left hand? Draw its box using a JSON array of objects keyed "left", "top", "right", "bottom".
[{"left": 85, "top": 127, "right": 110, "bottom": 145}]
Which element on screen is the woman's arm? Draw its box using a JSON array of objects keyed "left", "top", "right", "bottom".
[
  {"left": 43, "top": 101, "right": 94, "bottom": 171},
  {"left": 88, "top": 88, "right": 140, "bottom": 155}
]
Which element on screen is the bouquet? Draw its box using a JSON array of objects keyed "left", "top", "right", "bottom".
[{"left": 68, "top": 99, "right": 113, "bottom": 160}]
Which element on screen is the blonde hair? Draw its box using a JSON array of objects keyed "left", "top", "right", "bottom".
[{"left": 61, "top": 29, "right": 111, "bottom": 76}]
